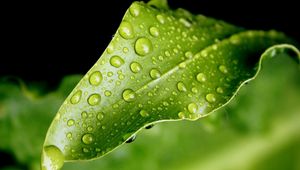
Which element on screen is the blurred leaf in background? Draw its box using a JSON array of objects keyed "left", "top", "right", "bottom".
[{"left": 0, "top": 48, "right": 299, "bottom": 170}]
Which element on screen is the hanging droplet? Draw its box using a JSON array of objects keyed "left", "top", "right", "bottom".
[
  {"left": 129, "top": 3, "right": 140, "bottom": 17},
  {"left": 150, "top": 68, "right": 161, "bottom": 79},
  {"left": 89, "top": 71, "right": 103, "bottom": 86},
  {"left": 177, "top": 82, "right": 187, "bottom": 92},
  {"left": 130, "top": 62, "right": 142, "bottom": 73},
  {"left": 87, "top": 93, "right": 101, "bottom": 106},
  {"left": 41, "top": 145, "right": 65, "bottom": 170},
  {"left": 122, "top": 89, "right": 136, "bottom": 102},
  {"left": 110, "top": 55, "right": 124, "bottom": 68},
  {"left": 119, "top": 21, "right": 134, "bottom": 39},
  {"left": 82, "top": 133, "right": 94, "bottom": 145},
  {"left": 135, "top": 37, "right": 153, "bottom": 56},
  {"left": 70, "top": 90, "right": 82, "bottom": 104}
]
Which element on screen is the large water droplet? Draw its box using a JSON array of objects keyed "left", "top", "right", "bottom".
[
  {"left": 87, "top": 93, "right": 101, "bottom": 106},
  {"left": 130, "top": 62, "right": 142, "bottom": 73},
  {"left": 188, "top": 103, "right": 198, "bottom": 114},
  {"left": 82, "top": 133, "right": 94, "bottom": 145},
  {"left": 149, "top": 26, "right": 159, "bottom": 37},
  {"left": 119, "top": 21, "right": 134, "bottom": 39},
  {"left": 150, "top": 68, "right": 161, "bottom": 79},
  {"left": 196, "top": 73, "right": 206, "bottom": 83},
  {"left": 110, "top": 55, "right": 124, "bottom": 68},
  {"left": 135, "top": 37, "right": 153, "bottom": 56},
  {"left": 41, "top": 145, "right": 65, "bottom": 170},
  {"left": 67, "top": 119, "right": 75, "bottom": 126},
  {"left": 122, "top": 89, "right": 136, "bottom": 102},
  {"left": 219, "top": 65, "right": 228, "bottom": 74},
  {"left": 177, "top": 82, "right": 187, "bottom": 92},
  {"left": 129, "top": 3, "right": 140, "bottom": 17},
  {"left": 89, "top": 71, "right": 102, "bottom": 86},
  {"left": 139, "top": 110, "right": 149, "bottom": 117},
  {"left": 70, "top": 90, "right": 82, "bottom": 104},
  {"left": 206, "top": 93, "right": 216, "bottom": 103}
]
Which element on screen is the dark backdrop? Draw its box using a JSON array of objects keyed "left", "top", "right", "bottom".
[{"left": 1, "top": 0, "right": 299, "bottom": 89}]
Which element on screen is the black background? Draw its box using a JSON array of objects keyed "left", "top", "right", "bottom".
[{"left": 1, "top": 0, "right": 299, "bottom": 89}]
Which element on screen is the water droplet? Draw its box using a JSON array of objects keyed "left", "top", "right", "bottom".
[
  {"left": 70, "top": 90, "right": 82, "bottom": 104},
  {"left": 89, "top": 71, "right": 102, "bottom": 86},
  {"left": 216, "top": 87, "right": 224, "bottom": 94},
  {"left": 125, "top": 134, "right": 136, "bottom": 143},
  {"left": 150, "top": 68, "right": 161, "bottom": 79},
  {"left": 123, "top": 47, "right": 129, "bottom": 53},
  {"left": 178, "top": 62, "right": 186, "bottom": 69},
  {"left": 87, "top": 126, "right": 93, "bottom": 132},
  {"left": 191, "top": 87, "right": 198, "bottom": 93},
  {"left": 110, "top": 55, "right": 124, "bottom": 68},
  {"left": 196, "top": 73, "right": 206, "bottom": 83},
  {"left": 119, "top": 21, "right": 134, "bottom": 39},
  {"left": 130, "top": 62, "right": 142, "bottom": 73},
  {"left": 82, "top": 133, "right": 94, "bottom": 145},
  {"left": 107, "top": 43, "right": 114, "bottom": 54},
  {"left": 87, "top": 93, "right": 101, "bottom": 106},
  {"left": 177, "top": 82, "right": 187, "bottom": 92},
  {"left": 67, "top": 119, "right": 75, "bottom": 126},
  {"left": 104, "top": 90, "right": 112, "bottom": 97},
  {"left": 42, "top": 145, "right": 64, "bottom": 170},
  {"left": 82, "top": 148, "right": 89, "bottom": 153},
  {"left": 97, "top": 113, "right": 104, "bottom": 121},
  {"left": 149, "top": 26, "right": 159, "bottom": 37},
  {"left": 185, "top": 51, "right": 193, "bottom": 58},
  {"left": 135, "top": 37, "right": 153, "bottom": 56},
  {"left": 107, "top": 72, "right": 113, "bottom": 77},
  {"left": 188, "top": 103, "right": 198, "bottom": 114},
  {"left": 179, "top": 18, "right": 192, "bottom": 27},
  {"left": 219, "top": 65, "right": 228, "bottom": 74},
  {"left": 139, "top": 110, "right": 149, "bottom": 117},
  {"left": 145, "top": 124, "right": 154, "bottom": 129},
  {"left": 129, "top": 3, "right": 140, "bottom": 17},
  {"left": 156, "top": 14, "right": 165, "bottom": 24},
  {"left": 66, "top": 132, "right": 72, "bottom": 139},
  {"left": 122, "top": 89, "right": 136, "bottom": 102},
  {"left": 206, "top": 93, "right": 216, "bottom": 103},
  {"left": 178, "top": 111, "right": 185, "bottom": 119}
]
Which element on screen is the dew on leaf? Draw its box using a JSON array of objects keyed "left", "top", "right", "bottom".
[
  {"left": 87, "top": 93, "right": 101, "bottom": 106},
  {"left": 206, "top": 93, "right": 217, "bottom": 103},
  {"left": 110, "top": 55, "right": 125, "bottom": 68},
  {"left": 150, "top": 68, "right": 161, "bottom": 79},
  {"left": 122, "top": 89, "right": 136, "bottom": 102},
  {"left": 149, "top": 26, "right": 159, "bottom": 37},
  {"left": 139, "top": 110, "right": 149, "bottom": 117},
  {"left": 70, "top": 90, "right": 82, "bottom": 104},
  {"left": 177, "top": 81, "right": 187, "bottom": 92},
  {"left": 89, "top": 71, "right": 103, "bottom": 86},
  {"left": 135, "top": 37, "right": 153, "bottom": 56},
  {"left": 82, "top": 133, "right": 94, "bottom": 145},
  {"left": 188, "top": 103, "right": 198, "bottom": 114},
  {"left": 130, "top": 62, "right": 143, "bottom": 73},
  {"left": 196, "top": 73, "right": 206, "bottom": 83}
]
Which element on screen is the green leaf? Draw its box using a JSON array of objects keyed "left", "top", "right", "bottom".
[{"left": 42, "top": 0, "right": 300, "bottom": 169}]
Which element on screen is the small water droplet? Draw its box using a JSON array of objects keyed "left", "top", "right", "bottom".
[
  {"left": 185, "top": 51, "right": 193, "bottom": 58},
  {"left": 196, "top": 73, "right": 206, "bottom": 83},
  {"left": 119, "top": 21, "right": 134, "bottom": 39},
  {"left": 219, "top": 65, "right": 228, "bottom": 74},
  {"left": 130, "top": 62, "right": 142, "bottom": 73},
  {"left": 178, "top": 111, "right": 185, "bottom": 119},
  {"left": 110, "top": 55, "right": 124, "bottom": 68},
  {"left": 42, "top": 145, "right": 64, "bottom": 170},
  {"left": 216, "top": 87, "right": 224, "bottom": 94},
  {"left": 87, "top": 126, "right": 93, "bottom": 132},
  {"left": 107, "top": 71, "right": 113, "bottom": 77},
  {"left": 135, "top": 37, "right": 153, "bottom": 56},
  {"left": 107, "top": 43, "right": 114, "bottom": 54},
  {"left": 179, "top": 18, "right": 192, "bottom": 27},
  {"left": 178, "top": 62, "right": 186, "bottom": 69},
  {"left": 191, "top": 87, "right": 198, "bottom": 93},
  {"left": 123, "top": 47, "right": 129, "bottom": 53},
  {"left": 206, "top": 93, "right": 216, "bottom": 103},
  {"left": 188, "top": 103, "right": 198, "bottom": 114},
  {"left": 145, "top": 124, "right": 154, "bottom": 129},
  {"left": 122, "top": 89, "right": 136, "bottom": 102},
  {"left": 97, "top": 112, "right": 104, "bottom": 121},
  {"left": 104, "top": 90, "right": 112, "bottom": 96},
  {"left": 129, "top": 3, "right": 140, "bottom": 17},
  {"left": 125, "top": 134, "right": 136, "bottom": 143},
  {"left": 81, "top": 111, "right": 87, "bottom": 118},
  {"left": 70, "top": 90, "right": 82, "bottom": 104},
  {"left": 150, "top": 68, "right": 161, "bottom": 79},
  {"left": 66, "top": 132, "right": 72, "bottom": 139},
  {"left": 139, "top": 110, "right": 149, "bottom": 117},
  {"left": 89, "top": 71, "right": 102, "bottom": 86},
  {"left": 149, "top": 26, "right": 159, "bottom": 37},
  {"left": 177, "top": 82, "right": 187, "bottom": 92},
  {"left": 67, "top": 119, "right": 75, "bottom": 126},
  {"left": 82, "top": 148, "right": 89, "bottom": 153},
  {"left": 87, "top": 93, "right": 101, "bottom": 106},
  {"left": 82, "top": 133, "right": 94, "bottom": 145},
  {"left": 156, "top": 14, "right": 165, "bottom": 24}
]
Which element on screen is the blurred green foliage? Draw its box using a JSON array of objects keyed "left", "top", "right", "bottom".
[{"left": 1, "top": 53, "right": 300, "bottom": 170}]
